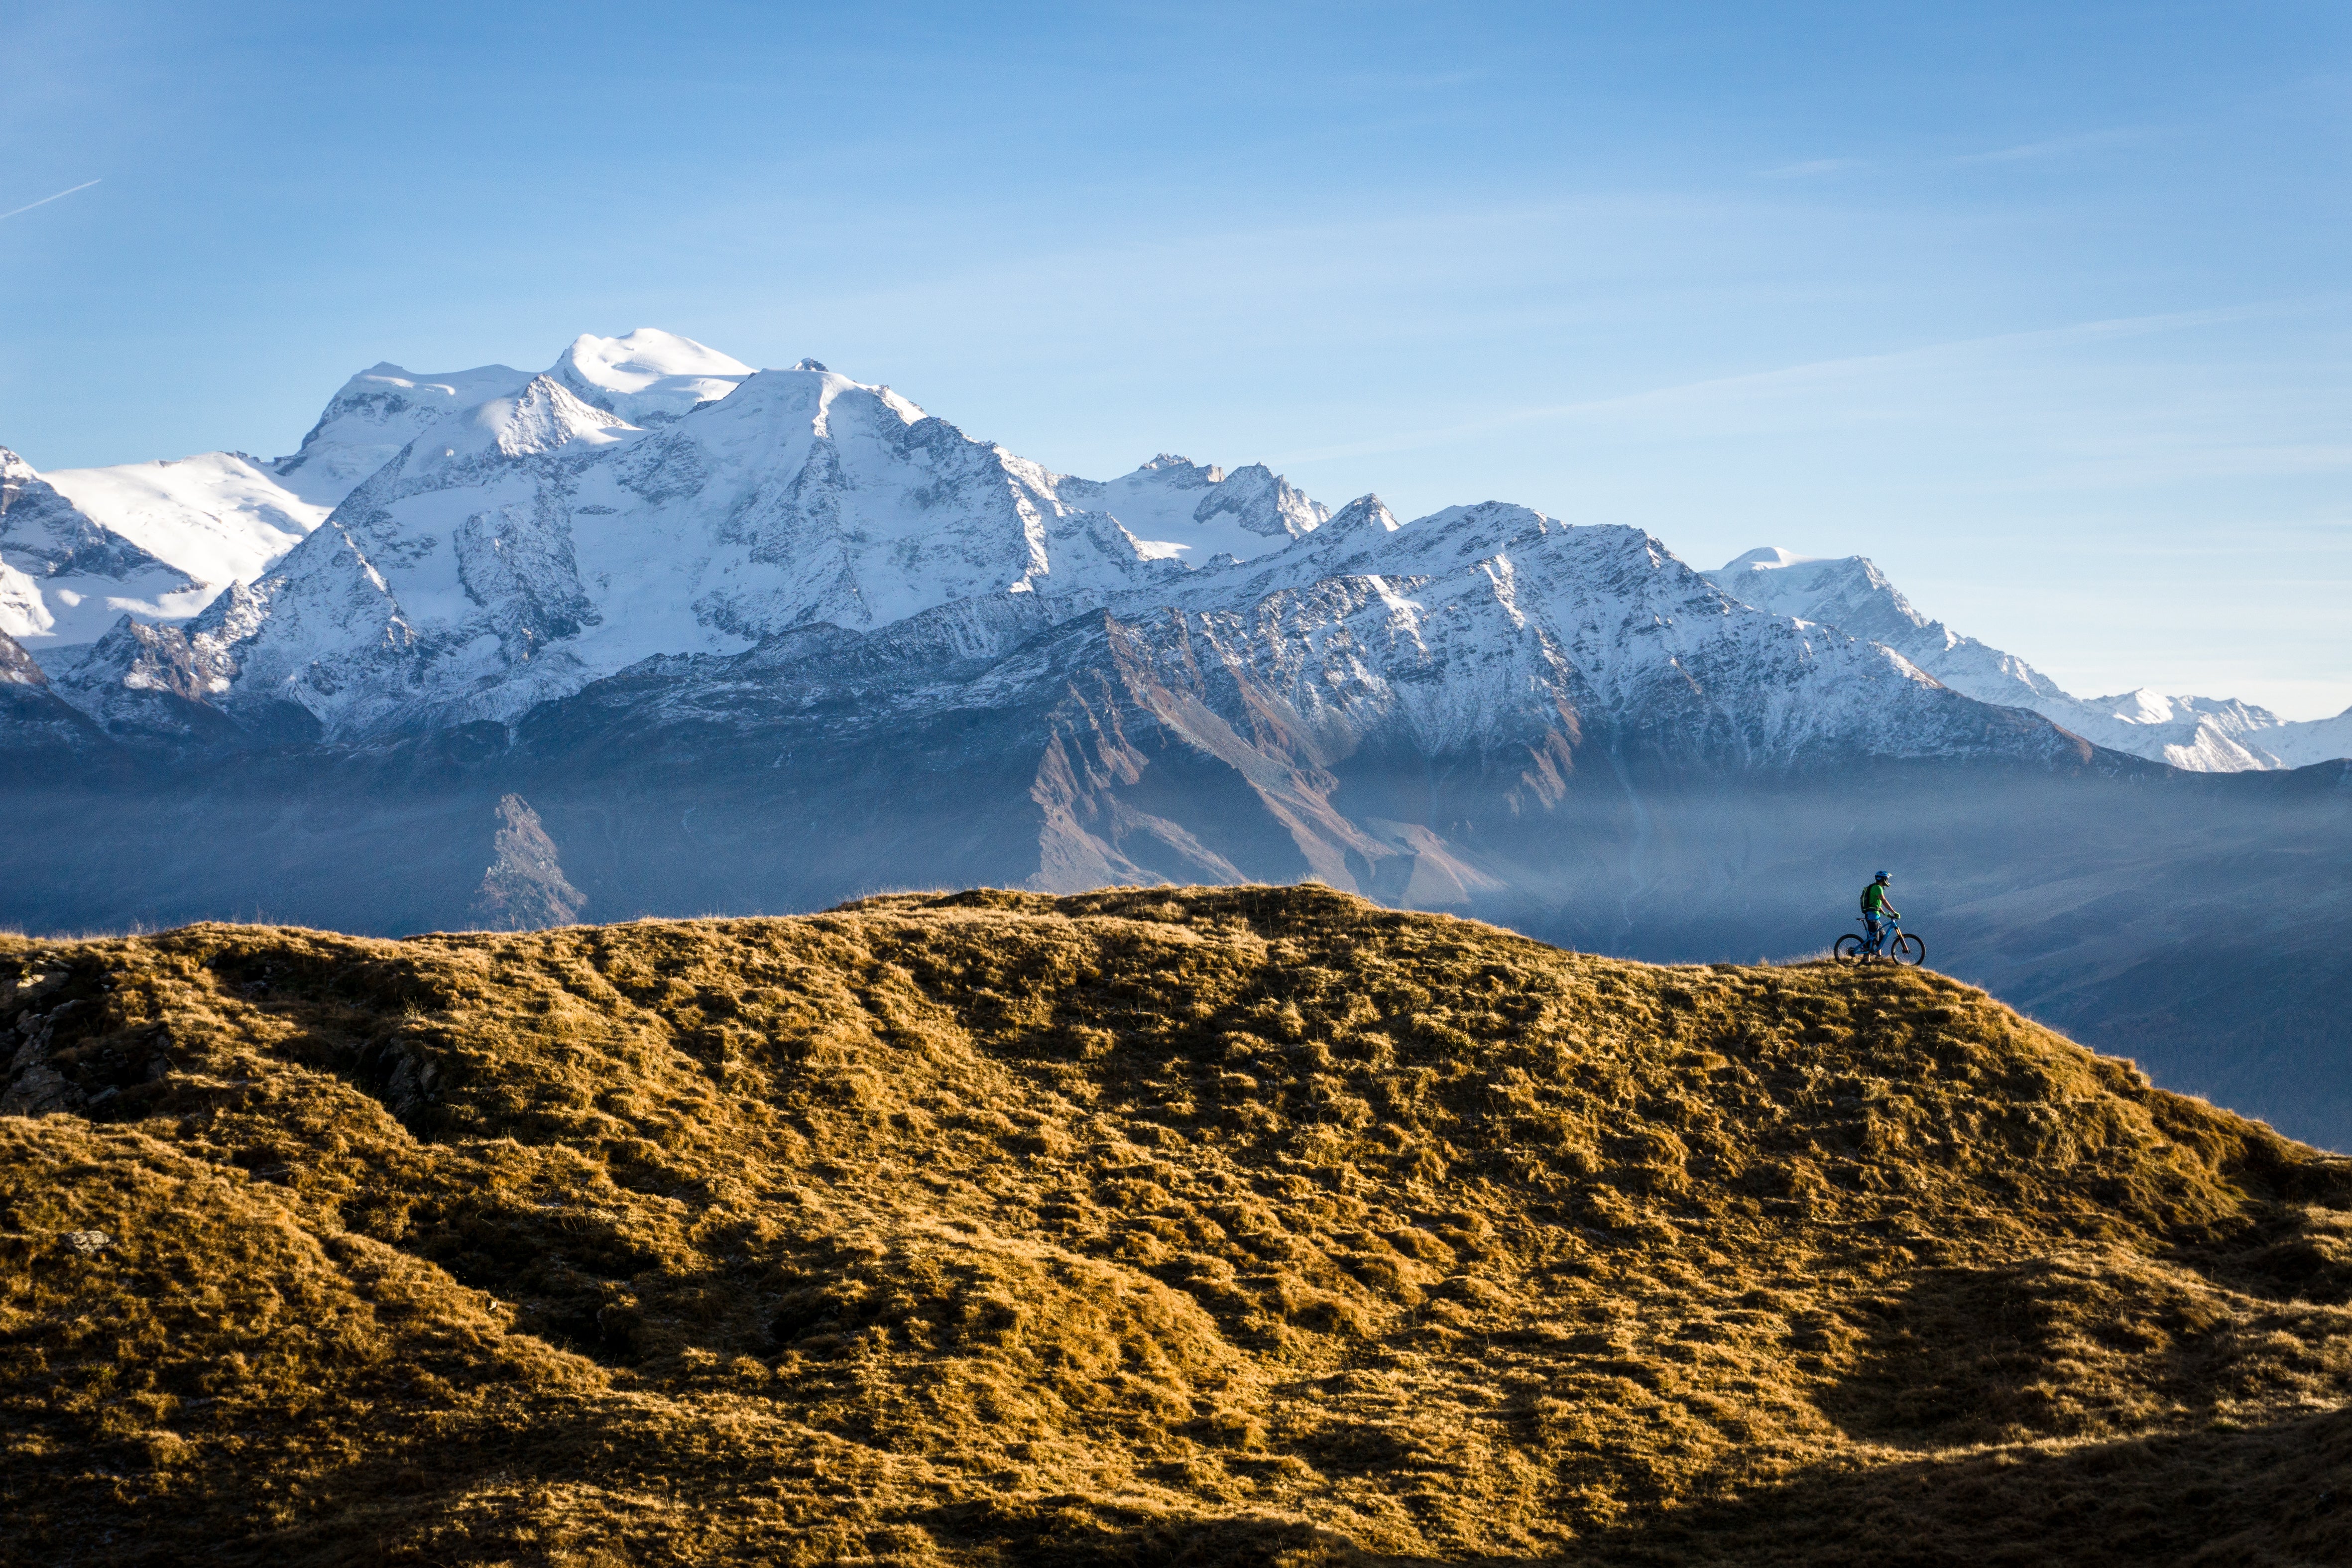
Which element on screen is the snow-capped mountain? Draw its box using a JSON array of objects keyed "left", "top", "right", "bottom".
[
  {"left": 101, "top": 347, "right": 2064, "bottom": 769},
  {"left": 11, "top": 327, "right": 2338, "bottom": 782},
  {"left": 1057, "top": 454, "right": 1330, "bottom": 563},
  {"left": 1704, "top": 547, "right": 2352, "bottom": 771},
  {"left": 1, "top": 332, "right": 759, "bottom": 659},
  {"left": 178, "top": 362, "right": 1193, "bottom": 735}
]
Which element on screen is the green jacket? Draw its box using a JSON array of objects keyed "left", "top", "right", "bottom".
[{"left": 1861, "top": 883, "right": 1896, "bottom": 916}]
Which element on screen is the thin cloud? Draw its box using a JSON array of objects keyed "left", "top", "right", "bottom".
[
  {"left": 1272, "top": 300, "right": 2325, "bottom": 466},
  {"left": 1759, "top": 158, "right": 1864, "bottom": 179},
  {"left": 1949, "top": 127, "right": 2150, "bottom": 165},
  {"left": 0, "top": 179, "right": 101, "bottom": 224}
]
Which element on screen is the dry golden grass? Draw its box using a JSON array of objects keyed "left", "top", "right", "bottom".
[{"left": 2, "top": 884, "right": 2349, "bottom": 1566}]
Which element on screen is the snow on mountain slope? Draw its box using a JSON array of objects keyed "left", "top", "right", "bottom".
[
  {"left": 1056, "top": 454, "right": 1330, "bottom": 562},
  {"left": 0, "top": 447, "right": 200, "bottom": 645},
  {"left": 13, "top": 336, "right": 751, "bottom": 659},
  {"left": 546, "top": 329, "right": 751, "bottom": 425},
  {"left": 1126, "top": 500, "right": 2048, "bottom": 767},
  {"left": 270, "top": 361, "right": 533, "bottom": 507},
  {"left": 43, "top": 452, "right": 329, "bottom": 598},
  {"left": 1705, "top": 547, "right": 2352, "bottom": 771},
  {"left": 1160, "top": 492, "right": 1406, "bottom": 604},
  {"left": 203, "top": 363, "right": 1185, "bottom": 735},
  {"left": 3, "top": 339, "right": 2163, "bottom": 775},
  {"left": 2270, "top": 709, "right": 2352, "bottom": 767}
]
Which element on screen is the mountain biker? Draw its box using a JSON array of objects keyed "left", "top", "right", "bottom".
[{"left": 1860, "top": 871, "right": 1898, "bottom": 956}]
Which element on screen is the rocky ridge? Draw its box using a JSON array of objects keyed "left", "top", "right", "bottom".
[{"left": 1706, "top": 547, "right": 2352, "bottom": 771}]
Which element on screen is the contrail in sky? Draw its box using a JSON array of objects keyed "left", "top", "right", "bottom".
[{"left": 0, "top": 180, "right": 101, "bottom": 224}]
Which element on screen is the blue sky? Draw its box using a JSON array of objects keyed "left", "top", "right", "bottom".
[{"left": 4, "top": 1, "right": 2347, "bottom": 715}]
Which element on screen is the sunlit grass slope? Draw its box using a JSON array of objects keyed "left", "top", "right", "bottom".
[{"left": 4, "top": 886, "right": 2350, "bottom": 1566}]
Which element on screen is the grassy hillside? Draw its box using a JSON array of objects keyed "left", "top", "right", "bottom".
[{"left": 3, "top": 885, "right": 2349, "bottom": 1566}]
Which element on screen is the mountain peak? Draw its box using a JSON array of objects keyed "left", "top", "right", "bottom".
[
  {"left": 275, "top": 361, "right": 535, "bottom": 507},
  {"left": 549, "top": 330, "right": 752, "bottom": 425},
  {"left": 398, "top": 375, "right": 636, "bottom": 479},
  {"left": 1192, "top": 463, "right": 1329, "bottom": 541},
  {"left": 1325, "top": 493, "right": 1401, "bottom": 532},
  {"left": 1719, "top": 545, "right": 1824, "bottom": 572}
]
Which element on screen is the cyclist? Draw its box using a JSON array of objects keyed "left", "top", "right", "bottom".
[{"left": 1860, "top": 871, "right": 1898, "bottom": 956}]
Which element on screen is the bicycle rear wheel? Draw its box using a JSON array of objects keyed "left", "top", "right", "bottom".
[
  {"left": 1833, "top": 934, "right": 1865, "bottom": 963},
  {"left": 1889, "top": 933, "right": 1925, "bottom": 966}
]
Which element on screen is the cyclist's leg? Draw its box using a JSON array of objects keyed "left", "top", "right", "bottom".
[{"left": 1864, "top": 913, "right": 1882, "bottom": 954}]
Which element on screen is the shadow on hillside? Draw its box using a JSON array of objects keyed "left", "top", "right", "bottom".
[
  {"left": 1818, "top": 1252, "right": 2246, "bottom": 1449},
  {"left": 1571, "top": 1405, "right": 2352, "bottom": 1568},
  {"left": 921, "top": 1500, "right": 1395, "bottom": 1567},
  {"left": 919, "top": 1407, "right": 2352, "bottom": 1568}
]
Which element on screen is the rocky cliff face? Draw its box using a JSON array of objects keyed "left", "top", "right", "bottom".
[{"left": 468, "top": 792, "right": 586, "bottom": 930}]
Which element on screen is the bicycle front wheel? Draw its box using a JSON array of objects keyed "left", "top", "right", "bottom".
[
  {"left": 1889, "top": 933, "right": 1925, "bottom": 966},
  {"left": 1833, "top": 934, "right": 1865, "bottom": 964}
]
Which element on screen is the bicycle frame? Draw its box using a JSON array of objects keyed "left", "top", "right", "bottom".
[{"left": 1835, "top": 916, "right": 1922, "bottom": 966}]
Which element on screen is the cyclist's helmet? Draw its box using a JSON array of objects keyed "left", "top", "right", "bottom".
[{"left": 1875, "top": 870, "right": 1890, "bottom": 882}]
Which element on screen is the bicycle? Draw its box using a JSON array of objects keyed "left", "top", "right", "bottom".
[{"left": 1834, "top": 917, "right": 1924, "bottom": 966}]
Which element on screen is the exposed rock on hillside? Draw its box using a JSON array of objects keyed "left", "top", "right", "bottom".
[
  {"left": 3, "top": 887, "right": 2348, "bottom": 1565},
  {"left": 468, "top": 792, "right": 586, "bottom": 930}
]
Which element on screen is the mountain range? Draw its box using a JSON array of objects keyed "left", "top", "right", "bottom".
[
  {"left": 1703, "top": 548, "right": 2352, "bottom": 772},
  {"left": 7, "top": 328, "right": 2344, "bottom": 771},
  {"left": 3, "top": 329, "right": 2348, "bottom": 1147}
]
